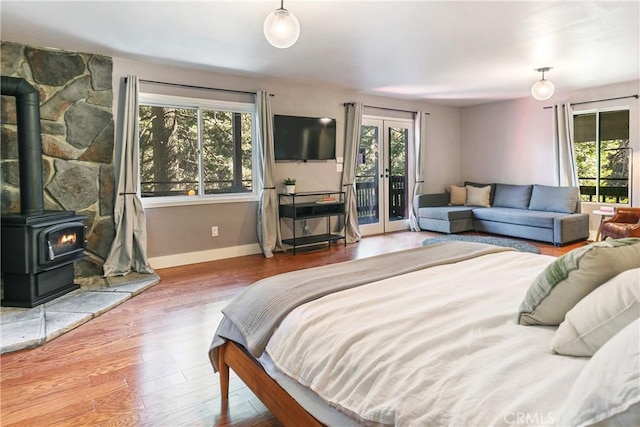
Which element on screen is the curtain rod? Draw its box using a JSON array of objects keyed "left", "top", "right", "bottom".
[
  {"left": 343, "top": 102, "right": 430, "bottom": 115},
  {"left": 543, "top": 94, "right": 638, "bottom": 109},
  {"left": 571, "top": 94, "right": 638, "bottom": 106},
  {"left": 125, "top": 77, "right": 273, "bottom": 96}
]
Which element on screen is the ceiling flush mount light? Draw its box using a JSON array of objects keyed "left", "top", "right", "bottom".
[
  {"left": 531, "top": 67, "right": 555, "bottom": 101},
  {"left": 264, "top": 0, "right": 300, "bottom": 49}
]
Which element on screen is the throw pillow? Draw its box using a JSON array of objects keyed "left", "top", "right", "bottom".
[
  {"left": 551, "top": 268, "right": 640, "bottom": 356},
  {"left": 492, "top": 184, "right": 533, "bottom": 209},
  {"left": 465, "top": 185, "right": 491, "bottom": 207},
  {"left": 464, "top": 181, "right": 497, "bottom": 206},
  {"left": 556, "top": 319, "right": 640, "bottom": 427},
  {"left": 528, "top": 184, "right": 580, "bottom": 214},
  {"left": 517, "top": 238, "right": 640, "bottom": 326},
  {"left": 449, "top": 185, "right": 466, "bottom": 206}
]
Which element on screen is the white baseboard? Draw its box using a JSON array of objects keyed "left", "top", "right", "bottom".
[{"left": 149, "top": 243, "right": 263, "bottom": 269}]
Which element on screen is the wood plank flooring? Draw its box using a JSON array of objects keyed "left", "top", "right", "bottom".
[{"left": 0, "top": 231, "right": 585, "bottom": 426}]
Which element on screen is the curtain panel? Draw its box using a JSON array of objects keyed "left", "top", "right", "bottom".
[
  {"left": 409, "top": 111, "right": 427, "bottom": 231},
  {"left": 554, "top": 103, "right": 579, "bottom": 187},
  {"left": 342, "top": 102, "right": 363, "bottom": 243},
  {"left": 256, "top": 91, "right": 282, "bottom": 258},
  {"left": 103, "top": 75, "right": 154, "bottom": 276}
]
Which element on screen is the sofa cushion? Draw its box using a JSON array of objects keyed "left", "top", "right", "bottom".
[
  {"left": 465, "top": 181, "right": 496, "bottom": 206},
  {"left": 448, "top": 185, "right": 466, "bottom": 205},
  {"left": 418, "top": 206, "right": 474, "bottom": 221},
  {"left": 528, "top": 184, "right": 580, "bottom": 214},
  {"left": 493, "top": 184, "right": 533, "bottom": 209},
  {"left": 465, "top": 185, "right": 491, "bottom": 207},
  {"left": 471, "top": 207, "right": 561, "bottom": 228}
]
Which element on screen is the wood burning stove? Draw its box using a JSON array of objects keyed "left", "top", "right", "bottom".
[
  {"left": 2, "top": 211, "right": 87, "bottom": 307},
  {"left": 1, "top": 76, "right": 87, "bottom": 307}
]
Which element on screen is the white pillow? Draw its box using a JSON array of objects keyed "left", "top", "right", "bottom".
[
  {"left": 465, "top": 185, "right": 491, "bottom": 207},
  {"left": 556, "top": 319, "right": 640, "bottom": 427},
  {"left": 551, "top": 268, "right": 640, "bottom": 357},
  {"left": 449, "top": 184, "right": 466, "bottom": 206}
]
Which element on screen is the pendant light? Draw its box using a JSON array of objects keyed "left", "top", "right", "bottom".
[
  {"left": 263, "top": 0, "right": 300, "bottom": 49},
  {"left": 531, "top": 67, "right": 555, "bottom": 101}
]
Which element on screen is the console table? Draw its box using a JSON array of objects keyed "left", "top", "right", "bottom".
[{"left": 278, "top": 191, "right": 346, "bottom": 254}]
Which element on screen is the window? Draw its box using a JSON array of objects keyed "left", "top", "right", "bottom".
[
  {"left": 574, "top": 109, "right": 630, "bottom": 204},
  {"left": 138, "top": 93, "right": 256, "bottom": 205}
]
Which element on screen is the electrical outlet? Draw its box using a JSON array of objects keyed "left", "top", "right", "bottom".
[{"left": 211, "top": 226, "right": 218, "bottom": 237}]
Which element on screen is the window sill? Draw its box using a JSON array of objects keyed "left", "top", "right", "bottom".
[{"left": 142, "top": 193, "right": 260, "bottom": 209}]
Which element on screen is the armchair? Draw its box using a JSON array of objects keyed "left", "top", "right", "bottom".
[{"left": 600, "top": 207, "right": 640, "bottom": 239}]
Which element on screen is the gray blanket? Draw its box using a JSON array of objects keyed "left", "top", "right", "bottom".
[{"left": 209, "top": 242, "right": 512, "bottom": 369}]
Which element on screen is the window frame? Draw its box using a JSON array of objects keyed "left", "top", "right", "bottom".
[
  {"left": 138, "top": 92, "right": 259, "bottom": 208},
  {"left": 573, "top": 106, "right": 631, "bottom": 205}
]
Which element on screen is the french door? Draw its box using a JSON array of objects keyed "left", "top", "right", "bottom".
[{"left": 356, "top": 118, "right": 413, "bottom": 235}]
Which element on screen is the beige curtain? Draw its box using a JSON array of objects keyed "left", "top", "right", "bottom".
[
  {"left": 554, "top": 103, "right": 579, "bottom": 186},
  {"left": 256, "top": 91, "right": 282, "bottom": 257},
  {"left": 103, "top": 75, "right": 153, "bottom": 276},
  {"left": 409, "top": 111, "right": 427, "bottom": 231},
  {"left": 341, "top": 102, "right": 363, "bottom": 243}
]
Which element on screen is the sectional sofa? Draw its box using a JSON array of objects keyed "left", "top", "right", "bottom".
[{"left": 414, "top": 182, "right": 590, "bottom": 245}]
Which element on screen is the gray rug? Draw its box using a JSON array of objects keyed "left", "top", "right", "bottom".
[{"left": 422, "top": 235, "right": 541, "bottom": 254}]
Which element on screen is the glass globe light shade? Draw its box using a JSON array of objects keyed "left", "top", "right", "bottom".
[
  {"left": 531, "top": 78, "right": 555, "bottom": 101},
  {"left": 264, "top": 8, "right": 300, "bottom": 49}
]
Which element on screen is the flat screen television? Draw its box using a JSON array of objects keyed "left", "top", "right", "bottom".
[{"left": 274, "top": 115, "right": 336, "bottom": 161}]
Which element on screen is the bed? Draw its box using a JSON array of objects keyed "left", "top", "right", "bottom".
[{"left": 209, "top": 240, "right": 640, "bottom": 426}]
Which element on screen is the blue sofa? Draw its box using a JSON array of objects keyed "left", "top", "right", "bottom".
[{"left": 414, "top": 183, "right": 590, "bottom": 245}]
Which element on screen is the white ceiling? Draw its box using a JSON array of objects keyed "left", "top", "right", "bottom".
[{"left": 1, "top": 1, "right": 639, "bottom": 107}]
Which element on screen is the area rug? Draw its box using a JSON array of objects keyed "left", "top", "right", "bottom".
[{"left": 422, "top": 235, "right": 541, "bottom": 254}]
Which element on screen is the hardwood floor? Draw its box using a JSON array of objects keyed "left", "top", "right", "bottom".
[{"left": 0, "top": 231, "right": 586, "bottom": 426}]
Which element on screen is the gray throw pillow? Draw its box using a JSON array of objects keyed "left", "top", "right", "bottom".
[
  {"left": 493, "top": 184, "right": 533, "bottom": 209},
  {"left": 528, "top": 184, "right": 579, "bottom": 213},
  {"left": 518, "top": 238, "right": 640, "bottom": 326}
]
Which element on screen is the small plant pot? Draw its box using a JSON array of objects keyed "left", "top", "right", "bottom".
[{"left": 285, "top": 185, "right": 296, "bottom": 194}]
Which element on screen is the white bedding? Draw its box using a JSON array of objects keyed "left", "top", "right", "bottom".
[{"left": 265, "top": 250, "right": 590, "bottom": 426}]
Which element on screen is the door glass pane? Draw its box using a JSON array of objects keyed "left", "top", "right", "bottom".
[
  {"left": 388, "top": 127, "right": 408, "bottom": 221},
  {"left": 356, "top": 125, "right": 379, "bottom": 225},
  {"left": 575, "top": 110, "right": 630, "bottom": 204},
  {"left": 599, "top": 110, "right": 629, "bottom": 204},
  {"left": 575, "top": 113, "right": 597, "bottom": 202}
]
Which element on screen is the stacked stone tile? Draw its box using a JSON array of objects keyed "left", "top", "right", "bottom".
[{"left": 1, "top": 41, "right": 115, "bottom": 283}]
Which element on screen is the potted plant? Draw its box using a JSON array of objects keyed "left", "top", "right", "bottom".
[{"left": 283, "top": 178, "right": 297, "bottom": 194}]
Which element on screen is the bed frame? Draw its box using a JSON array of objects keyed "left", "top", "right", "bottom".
[{"left": 218, "top": 340, "right": 324, "bottom": 426}]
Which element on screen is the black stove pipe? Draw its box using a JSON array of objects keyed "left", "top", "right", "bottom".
[{"left": 1, "top": 76, "right": 45, "bottom": 216}]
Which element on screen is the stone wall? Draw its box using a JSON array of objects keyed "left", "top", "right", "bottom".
[{"left": 1, "top": 41, "right": 115, "bottom": 280}]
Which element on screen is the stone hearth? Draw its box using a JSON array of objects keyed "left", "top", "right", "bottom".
[{"left": 0, "top": 272, "right": 159, "bottom": 354}]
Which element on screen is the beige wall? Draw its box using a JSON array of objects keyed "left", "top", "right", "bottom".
[
  {"left": 460, "top": 96, "right": 555, "bottom": 185},
  {"left": 112, "top": 57, "right": 461, "bottom": 265}
]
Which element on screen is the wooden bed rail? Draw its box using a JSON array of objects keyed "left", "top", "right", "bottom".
[{"left": 218, "top": 341, "right": 324, "bottom": 427}]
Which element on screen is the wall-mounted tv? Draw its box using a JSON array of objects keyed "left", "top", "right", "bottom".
[{"left": 274, "top": 115, "right": 336, "bottom": 161}]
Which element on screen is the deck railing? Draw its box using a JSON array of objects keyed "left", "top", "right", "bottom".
[
  {"left": 355, "top": 175, "right": 406, "bottom": 223},
  {"left": 578, "top": 177, "right": 629, "bottom": 203}
]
